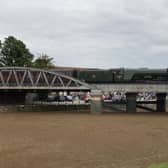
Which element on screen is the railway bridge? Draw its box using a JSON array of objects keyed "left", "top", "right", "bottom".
[
  {"left": 0, "top": 67, "right": 167, "bottom": 113},
  {"left": 0, "top": 67, "right": 90, "bottom": 104}
]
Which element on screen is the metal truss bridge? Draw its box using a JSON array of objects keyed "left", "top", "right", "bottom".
[{"left": 0, "top": 67, "right": 90, "bottom": 91}]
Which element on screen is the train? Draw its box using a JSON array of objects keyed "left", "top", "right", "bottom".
[{"left": 53, "top": 68, "right": 168, "bottom": 84}]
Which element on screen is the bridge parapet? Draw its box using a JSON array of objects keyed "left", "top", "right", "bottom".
[{"left": 91, "top": 84, "right": 168, "bottom": 93}]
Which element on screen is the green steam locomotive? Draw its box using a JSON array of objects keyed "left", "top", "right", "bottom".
[{"left": 73, "top": 68, "right": 168, "bottom": 84}]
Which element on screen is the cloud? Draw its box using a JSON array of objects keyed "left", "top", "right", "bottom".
[{"left": 0, "top": 0, "right": 168, "bottom": 68}]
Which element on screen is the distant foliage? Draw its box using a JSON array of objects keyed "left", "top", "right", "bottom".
[
  {"left": 0, "top": 36, "right": 34, "bottom": 67},
  {"left": 0, "top": 36, "right": 55, "bottom": 69},
  {"left": 33, "top": 54, "right": 55, "bottom": 69}
]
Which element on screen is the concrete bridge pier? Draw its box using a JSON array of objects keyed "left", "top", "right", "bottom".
[
  {"left": 156, "top": 93, "right": 167, "bottom": 112},
  {"left": 91, "top": 99, "right": 102, "bottom": 114},
  {"left": 126, "top": 92, "right": 137, "bottom": 112}
]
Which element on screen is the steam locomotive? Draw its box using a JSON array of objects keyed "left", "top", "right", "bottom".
[{"left": 54, "top": 68, "right": 168, "bottom": 84}]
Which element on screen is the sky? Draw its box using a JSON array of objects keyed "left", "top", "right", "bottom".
[{"left": 0, "top": 0, "right": 168, "bottom": 69}]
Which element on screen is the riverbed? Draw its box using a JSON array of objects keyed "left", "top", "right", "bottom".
[{"left": 0, "top": 112, "right": 168, "bottom": 168}]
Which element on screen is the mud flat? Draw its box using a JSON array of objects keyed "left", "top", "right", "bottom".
[{"left": 0, "top": 112, "right": 168, "bottom": 168}]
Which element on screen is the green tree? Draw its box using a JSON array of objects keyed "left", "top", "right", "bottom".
[
  {"left": 0, "top": 36, "right": 34, "bottom": 67},
  {"left": 33, "top": 54, "right": 55, "bottom": 69}
]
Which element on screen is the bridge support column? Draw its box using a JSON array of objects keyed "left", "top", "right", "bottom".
[
  {"left": 156, "top": 93, "right": 167, "bottom": 112},
  {"left": 126, "top": 92, "right": 137, "bottom": 112},
  {"left": 91, "top": 99, "right": 102, "bottom": 114}
]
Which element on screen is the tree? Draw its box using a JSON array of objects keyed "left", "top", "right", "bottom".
[
  {"left": 33, "top": 54, "right": 55, "bottom": 69},
  {"left": 0, "top": 36, "right": 34, "bottom": 67}
]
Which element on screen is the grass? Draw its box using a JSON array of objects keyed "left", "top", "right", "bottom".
[{"left": 148, "top": 163, "right": 168, "bottom": 168}]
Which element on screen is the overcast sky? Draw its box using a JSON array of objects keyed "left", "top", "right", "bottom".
[{"left": 0, "top": 0, "right": 168, "bottom": 69}]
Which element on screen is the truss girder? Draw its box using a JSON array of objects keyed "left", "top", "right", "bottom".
[{"left": 0, "top": 67, "right": 90, "bottom": 90}]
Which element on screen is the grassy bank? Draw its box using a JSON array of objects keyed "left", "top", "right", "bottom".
[{"left": 148, "top": 163, "right": 168, "bottom": 168}]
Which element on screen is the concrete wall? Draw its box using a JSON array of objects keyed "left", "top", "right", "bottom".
[
  {"left": 0, "top": 104, "right": 90, "bottom": 113},
  {"left": 92, "top": 84, "right": 168, "bottom": 93}
]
